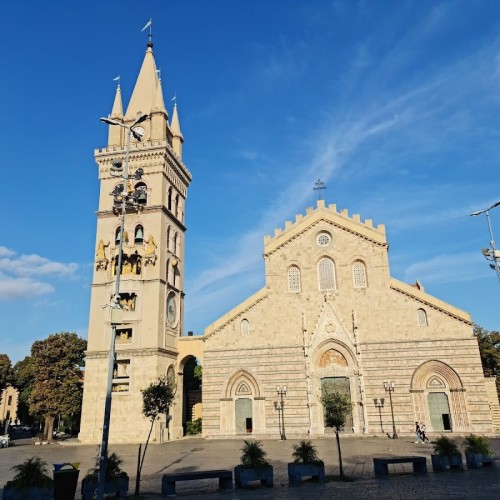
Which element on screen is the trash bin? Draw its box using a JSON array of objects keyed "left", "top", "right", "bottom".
[{"left": 53, "top": 462, "right": 80, "bottom": 500}]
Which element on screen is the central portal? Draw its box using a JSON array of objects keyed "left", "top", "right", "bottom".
[{"left": 321, "top": 376, "right": 353, "bottom": 429}]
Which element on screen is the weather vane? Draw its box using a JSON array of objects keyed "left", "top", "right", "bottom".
[{"left": 313, "top": 179, "right": 326, "bottom": 200}]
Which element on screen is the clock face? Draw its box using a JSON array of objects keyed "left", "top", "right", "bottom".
[
  {"left": 132, "top": 126, "right": 146, "bottom": 141},
  {"left": 167, "top": 293, "right": 177, "bottom": 326}
]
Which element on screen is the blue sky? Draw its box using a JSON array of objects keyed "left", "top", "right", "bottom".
[{"left": 1, "top": 1, "right": 500, "bottom": 363}]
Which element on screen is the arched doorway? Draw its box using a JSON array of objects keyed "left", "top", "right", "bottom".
[
  {"left": 310, "top": 342, "right": 362, "bottom": 434},
  {"left": 411, "top": 360, "right": 469, "bottom": 432},
  {"left": 180, "top": 356, "right": 202, "bottom": 436},
  {"left": 220, "top": 370, "right": 264, "bottom": 435}
]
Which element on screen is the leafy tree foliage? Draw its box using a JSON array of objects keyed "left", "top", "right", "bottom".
[
  {"left": 0, "top": 353, "right": 13, "bottom": 394},
  {"left": 135, "top": 377, "right": 175, "bottom": 495},
  {"left": 321, "top": 385, "right": 352, "bottom": 478},
  {"left": 28, "top": 332, "right": 86, "bottom": 443},
  {"left": 12, "top": 356, "right": 37, "bottom": 425},
  {"left": 474, "top": 324, "right": 500, "bottom": 400}
]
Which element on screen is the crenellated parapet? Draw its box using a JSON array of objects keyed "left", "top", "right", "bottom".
[{"left": 264, "top": 199, "right": 387, "bottom": 255}]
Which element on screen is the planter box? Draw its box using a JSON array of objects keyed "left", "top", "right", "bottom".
[
  {"left": 431, "top": 454, "right": 463, "bottom": 472},
  {"left": 288, "top": 463, "right": 325, "bottom": 485},
  {"left": 234, "top": 465, "right": 273, "bottom": 488},
  {"left": 465, "top": 452, "right": 495, "bottom": 469},
  {"left": 2, "top": 486, "right": 54, "bottom": 500},
  {"left": 81, "top": 476, "right": 129, "bottom": 500}
]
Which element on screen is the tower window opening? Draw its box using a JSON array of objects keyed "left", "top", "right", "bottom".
[
  {"left": 167, "top": 186, "right": 173, "bottom": 211},
  {"left": 134, "top": 225, "right": 144, "bottom": 244},
  {"left": 135, "top": 182, "right": 147, "bottom": 205}
]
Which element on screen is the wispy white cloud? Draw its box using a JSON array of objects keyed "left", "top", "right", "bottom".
[
  {"left": 0, "top": 248, "right": 78, "bottom": 300},
  {"left": 0, "top": 275, "right": 54, "bottom": 300},
  {"left": 403, "top": 252, "right": 491, "bottom": 284}
]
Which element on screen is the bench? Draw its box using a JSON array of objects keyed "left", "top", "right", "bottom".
[
  {"left": 161, "top": 469, "right": 233, "bottom": 495},
  {"left": 373, "top": 456, "right": 427, "bottom": 476}
]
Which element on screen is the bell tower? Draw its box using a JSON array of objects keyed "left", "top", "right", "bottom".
[{"left": 79, "top": 38, "right": 192, "bottom": 443}]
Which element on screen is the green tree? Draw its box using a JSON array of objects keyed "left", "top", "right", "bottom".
[
  {"left": 12, "top": 356, "right": 37, "bottom": 425},
  {"left": 0, "top": 354, "right": 13, "bottom": 394},
  {"left": 474, "top": 324, "right": 500, "bottom": 400},
  {"left": 28, "top": 332, "right": 86, "bottom": 443},
  {"left": 135, "top": 376, "right": 175, "bottom": 495},
  {"left": 320, "top": 385, "right": 352, "bottom": 478}
]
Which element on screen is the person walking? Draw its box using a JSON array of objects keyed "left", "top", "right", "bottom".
[
  {"left": 420, "top": 423, "right": 429, "bottom": 443},
  {"left": 415, "top": 421, "right": 422, "bottom": 443}
]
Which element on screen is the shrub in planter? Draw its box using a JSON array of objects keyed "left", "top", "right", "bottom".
[
  {"left": 234, "top": 440, "right": 273, "bottom": 488},
  {"left": 288, "top": 440, "right": 325, "bottom": 485},
  {"left": 431, "top": 436, "right": 463, "bottom": 471},
  {"left": 463, "top": 434, "right": 493, "bottom": 469},
  {"left": 3, "top": 456, "right": 54, "bottom": 500},
  {"left": 81, "top": 452, "right": 129, "bottom": 500}
]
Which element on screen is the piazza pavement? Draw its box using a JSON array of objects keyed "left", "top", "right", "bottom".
[{"left": 0, "top": 434, "right": 499, "bottom": 499}]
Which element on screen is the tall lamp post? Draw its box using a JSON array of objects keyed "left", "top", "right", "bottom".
[
  {"left": 383, "top": 382, "right": 398, "bottom": 439},
  {"left": 470, "top": 201, "right": 500, "bottom": 284},
  {"left": 97, "top": 113, "right": 149, "bottom": 500},
  {"left": 276, "top": 385, "right": 287, "bottom": 440},
  {"left": 374, "top": 398, "right": 385, "bottom": 433}
]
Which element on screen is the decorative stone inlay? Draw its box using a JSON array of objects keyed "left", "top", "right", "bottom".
[{"left": 325, "top": 322, "right": 336, "bottom": 334}]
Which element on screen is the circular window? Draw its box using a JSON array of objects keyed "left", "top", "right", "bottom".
[{"left": 316, "top": 231, "right": 332, "bottom": 247}]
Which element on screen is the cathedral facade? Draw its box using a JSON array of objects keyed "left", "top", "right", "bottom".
[
  {"left": 199, "top": 202, "right": 495, "bottom": 437},
  {"left": 79, "top": 39, "right": 496, "bottom": 444}
]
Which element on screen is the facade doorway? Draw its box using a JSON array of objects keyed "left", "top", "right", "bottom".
[
  {"left": 428, "top": 392, "right": 452, "bottom": 431},
  {"left": 321, "top": 376, "right": 353, "bottom": 429},
  {"left": 235, "top": 398, "right": 252, "bottom": 434}
]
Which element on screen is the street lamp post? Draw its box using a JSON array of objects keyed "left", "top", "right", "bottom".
[
  {"left": 97, "top": 113, "right": 148, "bottom": 500},
  {"left": 276, "top": 385, "right": 287, "bottom": 440},
  {"left": 274, "top": 401, "right": 282, "bottom": 439},
  {"left": 374, "top": 398, "right": 385, "bottom": 433},
  {"left": 383, "top": 382, "right": 397, "bottom": 439},
  {"left": 470, "top": 201, "right": 500, "bottom": 284}
]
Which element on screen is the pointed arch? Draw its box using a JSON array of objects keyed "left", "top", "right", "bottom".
[
  {"left": 222, "top": 369, "right": 262, "bottom": 399},
  {"left": 411, "top": 360, "right": 463, "bottom": 390},
  {"left": 410, "top": 360, "right": 469, "bottom": 432}
]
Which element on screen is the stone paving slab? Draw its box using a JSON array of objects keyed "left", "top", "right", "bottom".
[{"left": 0, "top": 435, "right": 498, "bottom": 498}]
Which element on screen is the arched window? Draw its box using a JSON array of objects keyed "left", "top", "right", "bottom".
[
  {"left": 288, "top": 266, "right": 301, "bottom": 293},
  {"left": 175, "top": 194, "right": 180, "bottom": 218},
  {"left": 318, "top": 257, "right": 336, "bottom": 291},
  {"left": 173, "top": 233, "right": 177, "bottom": 256},
  {"left": 240, "top": 319, "right": 249, "bottom": 336},
  {"left": 115, "top": 227, "right": 122, "bottom": 245},
  {"left": 134, "top": 225, "right": 144, "bottom": 244},
  {"left": 352, "top": 260, "right": 367, "bottom": 288},
  {"left": 135, "top": 182, "right": 147, "bottom": 205},
  {"left": 166, "top": 226, "right": 171, "bottom": 252},
  {"left": 166, "top": 258, "right": 170, "bottom": 281},
  {"left": 167, "top": 186, "right": 173, "bottom": 211},
  {"left": 417, "top": 308, "right": 428, "bottom": 327}
]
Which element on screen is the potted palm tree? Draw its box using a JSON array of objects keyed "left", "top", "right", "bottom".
[
  {"left": 463, "top": 434, "right": 494, "bottom": 469},
  {"left": 431, "top": 436, "right": 463, "bottom": 471},
  {"left": 234, "top": 440, "right": 273, "bottom": 488},
  {"left": 81, "top": 452, "right": 129, "bottom": 499},
  {"left": 288, "top": 440, "right": 325, "bottom": 485},
  {"left": 2, "top": 456, "right": 54, "bottom": 500}
]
